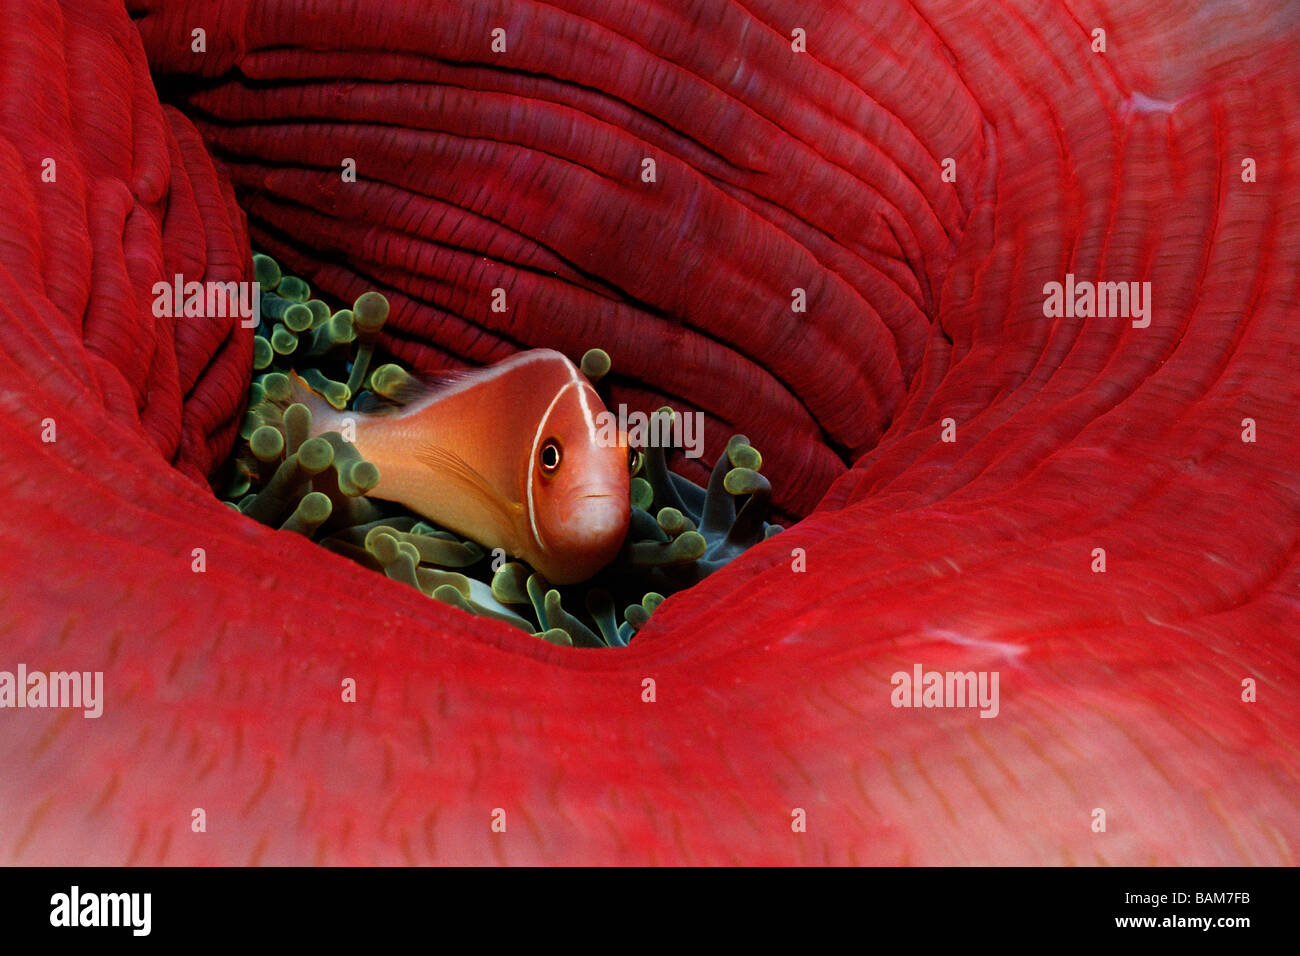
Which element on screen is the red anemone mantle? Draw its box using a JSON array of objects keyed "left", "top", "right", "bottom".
[{"left": 1, "top": 0, "right": 1297, "bottom": 864}]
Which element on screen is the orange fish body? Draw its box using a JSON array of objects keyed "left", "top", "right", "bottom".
[{"left": 297, "top": 349, "right": 630, "bottom": 584}]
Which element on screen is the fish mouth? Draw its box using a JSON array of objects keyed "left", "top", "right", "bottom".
[{"left": 569, "top": 485, "right": 623, "bottom": 501}]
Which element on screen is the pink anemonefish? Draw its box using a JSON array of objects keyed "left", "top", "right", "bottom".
[{"left": 290, "top": 349, "right": 632, "bottom": 584}]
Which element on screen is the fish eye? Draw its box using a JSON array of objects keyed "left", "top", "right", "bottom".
[{"left": 540, "top": 439, "right": 562, "bottom": 473}]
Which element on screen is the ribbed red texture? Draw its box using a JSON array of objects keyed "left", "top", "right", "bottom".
[{"left": 0, "top": 0, "right": 1295, "bottom": 863}]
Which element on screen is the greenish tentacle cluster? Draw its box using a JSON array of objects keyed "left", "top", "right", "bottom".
[{"left": 219, "top": 252, "right": 782, "bottom": 648}]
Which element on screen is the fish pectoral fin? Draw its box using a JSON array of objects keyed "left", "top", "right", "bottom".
[
  {"left": 492, "top": 501, "right": 529, "bottom": 557},
  {"left": 414, "top": 443, "right": 497, "bottom": 497},
  {"left": 414, "top": 443, "right": 523, "bottom": 534}
]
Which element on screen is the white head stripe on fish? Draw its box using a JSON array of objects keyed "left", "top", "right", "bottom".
[
  {"left": 525, "top": 367, "right": 603, "bottom": 551},
  {"left": 527, "top": 380, "right": 578, "bottom": 554},
  {"left": 567, "top": 362, "right": 599, "bottom": 436}
]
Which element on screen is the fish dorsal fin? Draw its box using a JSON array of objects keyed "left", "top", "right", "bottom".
[
  {"left": 352, "top": 371, "right": 438, "bottom": 416},
  {"left": 413, "top": 442, "right": 525, "bottom": 526},
  {"left": 380, "top": 374, "right": 434, "bottom": 407},
  {"left": 353, "top": 364, "right": 502, "bottom": 416},
  {"left": 351, "top": 390, "right": 397, "bottom": 416}
]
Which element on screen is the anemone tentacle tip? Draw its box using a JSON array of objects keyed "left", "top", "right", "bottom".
[{"left": 580, "top": 348, "right": 611, "bottom": 381}]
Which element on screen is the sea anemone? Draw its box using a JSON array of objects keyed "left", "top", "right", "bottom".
[
  {"left": 2, "top": 0, "right": 1297, "bottom": 865},
  {"left": 226, "top": 254, "right": 781, "bottom": 646}
]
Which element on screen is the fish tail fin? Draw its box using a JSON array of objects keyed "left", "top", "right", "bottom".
[
  {"left": 252, "top": 370, "right": 344, "bottom": 438},
  {"left": 288, "top": 371, "right": 344, "bottom": 434}
]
